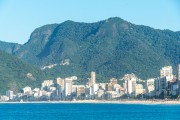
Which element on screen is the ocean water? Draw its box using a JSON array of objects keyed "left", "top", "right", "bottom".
[{"left": 0, "top": 103, "right": 180, "bottom": 120}]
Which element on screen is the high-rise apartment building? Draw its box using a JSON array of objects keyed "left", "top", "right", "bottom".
[
  {"left": 178, "top": 64, "right": 180, "bottom": 81},
  {"left": 56, "top": 76, "right": 77, "bottom": 99},
  {"left": 64, "top": 78, "right": 73, "bottom": 96},
  {"left": 123, "top": 74, "right": 137, "bottom": 95},
  {"left": 76, "top": 85, "right": 85, "bottom": 97},
  {"left": 160, "top": 66, "right": 173, "bottom": 81},
  {"left": 177, "top": 64, "right": 180, "bottom": 93},
  {"left": 6, "top": 90, "right": 14, "bottom": 100},
  {"left": 89, "top": 72, "right": 96, "bottom": 86},
  {"left": 146, "top": 78, "right": 155, "bottom": 97},
  {"left": 127, "top": 80, "right": 132, "bottom": 94},
  {"left": 56, "top": 77, "right": 65, "bottom": 99},
  {"left": 158, "top": 77, "right": 167, "bottom": 94}
]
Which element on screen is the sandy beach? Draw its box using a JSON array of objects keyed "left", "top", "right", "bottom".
[
  {"left": 68, "top": 100, "right": 180, "bottom": 104},
  {"left": 1, "top": 100, "right": 180, "bottom": 104}
]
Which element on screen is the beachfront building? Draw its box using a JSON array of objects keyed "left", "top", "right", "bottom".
[
  {"left": 56, "top": 77, "right": 65, "bottom": 100},
  {"left": 160, "top": 66, "right": 173, "bottom": 82},
  {"left": 76, "top": 85, "right": 85, "bottom": 97},
  {"left": 178, "top": 64, "right": 180, "bottom": 81},
  {"left": 135, "top": 84, "right": 145, "bottom": 97},
  {"left": 85, "top": 86, "right": 91, "bottom": 98},
  {"left": 72, "top": 85, "right": 85, "bottom": 98},
  {"left": 92, "top": 83, "right": 99, "bottom": 95},
  {"left": 123, "top": 73, "right": 137, "bottom": 96},
  {"left": 87, "top": 72, "right": 98, "bottom": 97},
  {"left": 99, "top": 83, "right": 107, "bottom": 91},
  {"left": 178, "top": 64, "right": 180, "bottom": 94},
  {"left": 105, "top": 91, "right": 121, "bottom": 100},
  {"left": 154, "top": 78, "right": 159, "bottom": 93},
  {"left": 97, "top": 89, "right": 105, "bottom": 99},
  {"left": 56, "top": 76, "right": 77, "bottom": 99},
  {"left": 64, "top": 76, "right": 77, "bottom": 97},
  {"left": 107, "top": 82, "right": 113, "bottom": 91},
  {"left": 33, "top": 88, "right": 41, "bottom": 99},
  {"left": 6, "top": 90, "right": 14, "bottom": 100},
  {"left": 0, "top": 96, "right": 9, "bottom": 101},
  {"left": 168, "top": 81, "right": 178, "bottom": 96},
  {"left": 89, "top": 72, "right": 96, "bottom": 86},
  {"left": 147, "top": 76, "right": 178, "bottom": 98},
  {"left": 113, "top": 84, "right": 121, "bottom": 93},
  {"left": 75, "top": 85, "right": 85, "bottom": 98},
  {"left": 22, "top": 86, "right": 32, "bottom": 94},
  {"left": 154, "top": 77, "right": 168, "bottom": 97},
  {"left": 41, "top": 80, "right": 54, "bottom": 90},
  {"left": 146, "top": 78, "right": 156, "bottom": 97},
  {"left": 64, "top": 78, "right": 72, "bottom": 97}
]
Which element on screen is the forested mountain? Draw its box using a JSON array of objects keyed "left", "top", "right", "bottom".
[
  {"left": 0, "top": 40, "right": 21, "bottom": 54},
  {"left": 1, "top": 17, "right": 179, "bottom": 84},
  {"left": 0, "top": 51, "right": 51, "bottom": 94}
]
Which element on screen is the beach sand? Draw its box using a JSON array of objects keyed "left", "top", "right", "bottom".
[
  {"left": 1, "top": 100, "right": 180, "bottom": 104},
  {"left": 69, "top": 100, "right": 180, "bottom": 104}
]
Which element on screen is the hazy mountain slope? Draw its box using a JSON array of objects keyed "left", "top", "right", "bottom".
[
  {"left": 0, "top": 51, "right": 51, "bottom": 94},
  {"left": 0, "top": 40, "right": 21, "bottom": 54},
  {"left": 14, "top": 24, "right": 58, "bottom": 65},
  {"left": 9, "top": 17, "right": 180, "bottom": 80}
]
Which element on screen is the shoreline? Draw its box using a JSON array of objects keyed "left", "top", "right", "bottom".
[{"left": 1, "top": 100, "right": 180, "bottom": 105}]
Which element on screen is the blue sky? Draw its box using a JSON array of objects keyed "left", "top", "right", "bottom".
[{"left": 0, "top": 0, "right": 180, "bottom": 44}]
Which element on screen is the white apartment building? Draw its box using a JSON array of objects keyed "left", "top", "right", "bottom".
[
  {"left": 89, "top": 72, "right": 96, "bottom": 86},
  {"left": 23, "top": 86, "right": 32, "bottom": 94},
  {"left": 123, "top": 73, "right": 137, "bottom": 95},
  {"left": 64, "top": 79, "right": 72, "bottom": 96},
  {"left": 146, "top": 78, "right": 155, "bottom": 97},
  {"left": 160, "top": 66, "right": 173, "bottom": 81},
  {"left": 6, "top": 90, "right": 14, "bottom": 100}
]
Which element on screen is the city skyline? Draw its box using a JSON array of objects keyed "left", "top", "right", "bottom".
[{"left": 1, "top": 65, "right": 180, "bottom": 102}]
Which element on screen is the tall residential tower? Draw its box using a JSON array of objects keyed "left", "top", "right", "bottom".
[
  {"left": 178, "top": 64, "right": 180, "bottom": 81},
  {"left": 89, "top": 72, "right": 96, "bottom": 86},
  {"left": 160, "top": 66, "right": 173, "bottom": 81}
]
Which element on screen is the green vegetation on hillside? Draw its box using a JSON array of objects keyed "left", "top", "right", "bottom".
[
  {"left": 0, "top": 40, "right": 21, "bottom": 54},
  {"left": 0, "top": 51, "right": 52, "bottom": 94},
  {"left": 1, "top": 17, "right": 179, "bottom": 85}
]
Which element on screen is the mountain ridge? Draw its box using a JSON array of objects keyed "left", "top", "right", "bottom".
[
  {"left": 0, "top": 40, "right": 21, "bottom": 54},
  {"left": 0, "top": 17, "right": 179, "bottom": 81}
]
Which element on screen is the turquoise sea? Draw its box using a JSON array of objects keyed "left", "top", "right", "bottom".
[{"left": 0, "top": 103, "right": 180, "bottom": 120}]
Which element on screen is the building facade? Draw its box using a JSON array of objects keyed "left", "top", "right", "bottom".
[
  {"left": 160, "top": 66, "right": 173, "bottom": 81},
  {"left": 146, "top": 78, "right": 155, "bottom": 97}
]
